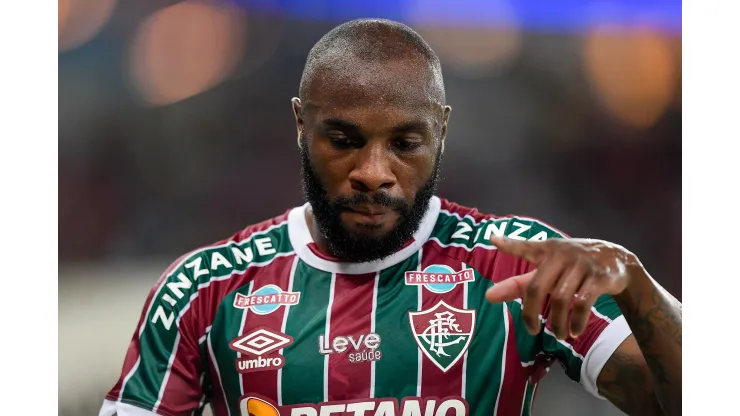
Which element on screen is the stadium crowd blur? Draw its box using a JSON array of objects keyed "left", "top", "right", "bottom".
[{"left": 59, "top": 1, "right": 680, "bottom": 415}]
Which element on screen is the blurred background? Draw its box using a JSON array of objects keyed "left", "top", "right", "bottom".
[{"left": 58, "top": 0, "right": 681, "bottom": 415}]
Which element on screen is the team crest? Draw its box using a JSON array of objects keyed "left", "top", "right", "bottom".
[
  {"left": 409, "top": 301, "right": 476, "bottom": 373},
  {"left": 404, "top": 265, "right": 475, "bottom": 293}
]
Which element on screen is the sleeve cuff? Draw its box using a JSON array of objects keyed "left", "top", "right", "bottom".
[
  {"left": 100, "top": 399, "right": 161, "bottom": 416},
  {"left": 579, "top": 315, "right": 632, "bottom": 399}
]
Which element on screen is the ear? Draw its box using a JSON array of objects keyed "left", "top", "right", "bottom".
[
  {"left": 291, "top": 97, "right": 303, "bottom": 148},
  {"left": 440, "top": 105, "right": 452, "bottom": 153}
]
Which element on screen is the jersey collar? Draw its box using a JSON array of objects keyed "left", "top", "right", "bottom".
[{"left": 288, "top": 196, "right": 440, "bottom": 274}]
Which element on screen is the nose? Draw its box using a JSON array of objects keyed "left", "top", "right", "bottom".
[{"left": 348, "top": 142, "right": 396, "bottom": 193}]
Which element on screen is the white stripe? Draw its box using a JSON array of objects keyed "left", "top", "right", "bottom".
[
  {"left": 461, "top": 262, "right": 469, "bottom": 399},
  {"left": 428, "top": 237, "right": 498, "bottom": 251},
  {"left": 415, "top": 248, "right": 423, "bottom": 397},
  {"left": 510, "top": 298, "right": 585, "bottom": 360},
  {"left": 369, "top": 272, "right": 380, "bottom": 399},
  {"left": 207, "top": 332, "right": 231, "bottom": 416},
  {"left": 493, "top": 302, "right": 509, "bottom": 416},
  {"left": 117, "top": 221, "right": 290, "bottom": 401},
  {"left": 198, "top": 325, "right": 213, "bottom": 345},
  {"left": 439, "top": 209, "right": 559, "bottom": 231},
  {"left": 323, "top": 273, "right": 337, "bottom": 402},
  {"left": 152, "top": 333, "right": 181, "bottom": 413},
  {"left": 277, "top": 256, "right": 300, "bottom": 406},
  {"left": 519, "top": 381, "right": 530, "bottom": 416},
  {"left": 237, "top": 280, "right": 254, "bottom": 397}
]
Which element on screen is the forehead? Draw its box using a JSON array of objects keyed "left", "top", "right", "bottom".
[{"left": 304, "top": 58, "right": 443, "bottom": 130}]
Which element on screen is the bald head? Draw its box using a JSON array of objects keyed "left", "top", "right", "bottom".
[{"left": 299, "top": 19, "right": 446, "bottom": 109}]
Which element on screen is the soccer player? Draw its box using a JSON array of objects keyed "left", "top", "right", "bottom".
[{"left": 100, "top": 19, "right": 681, "bottom": 416}]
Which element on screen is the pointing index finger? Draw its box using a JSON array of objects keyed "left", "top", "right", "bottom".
[{"left": 490, "top": 236, "right": 546, "bottom": 264}]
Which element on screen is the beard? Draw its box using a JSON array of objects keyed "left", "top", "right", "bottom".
[{"left": 300, "top": 134, "right": 441, "bottom": 263}]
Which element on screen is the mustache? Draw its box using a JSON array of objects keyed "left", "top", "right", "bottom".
[{"left": 331, "top": 192, "right": 410, "bottom": 213}]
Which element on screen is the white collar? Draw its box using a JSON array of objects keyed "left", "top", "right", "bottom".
[{"left": 287, "top": 196, "right": 441, "bottom": 274}]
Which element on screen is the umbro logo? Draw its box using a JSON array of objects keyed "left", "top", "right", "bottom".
[{"left": 229, "top": 326, "right": 293, "bottom": 373}]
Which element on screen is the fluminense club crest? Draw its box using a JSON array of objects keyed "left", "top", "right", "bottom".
[{"left": 408, "top": 301, "right": 476, "bottom": 373}]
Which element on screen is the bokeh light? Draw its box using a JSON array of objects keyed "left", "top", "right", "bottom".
[
  {"left": 127, "top": 0, "right": 246, "bottom": 106},
  {"left": 59, "top": 0, "right": 118, "bottom": 52},
  {"left": 409, "top": 0, "right": 522, "bottom": 78},
  {"left": 583, "top": 26, "right": 677, "bottom": 128}
]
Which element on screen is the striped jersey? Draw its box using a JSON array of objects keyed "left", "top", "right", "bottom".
[{"left": 100, "top": 196, "right": 631, "bottom": 416}]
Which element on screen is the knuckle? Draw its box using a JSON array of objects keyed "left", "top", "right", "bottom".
[{"left": 525, "top": 283, "right": 541, "bottom": 299}]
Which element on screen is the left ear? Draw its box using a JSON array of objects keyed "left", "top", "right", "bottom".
[{"left": 440, "top": 105, "right": 452, "bottom": 153}]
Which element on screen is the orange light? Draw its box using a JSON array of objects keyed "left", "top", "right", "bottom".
[
  {"left": 583, "top": 26, "right": 677, "bottom": 129},
  {"left": 127, "top": 1, "right": 246, "bottom": 106},
  {"left": 59, "top": 0, "right": 117, "bottom": 52}
]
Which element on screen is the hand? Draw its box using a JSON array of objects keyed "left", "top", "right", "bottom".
[{"left": 485, "top": 236, "right": 642, "bottom": 340}]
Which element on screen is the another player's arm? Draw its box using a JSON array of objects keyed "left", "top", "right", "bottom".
[
  {"left": 487, "top": 237, "right": 681, "bottom": 416},
  {"left": 597, "top": 268, "right": 682, "bottom": 416}
]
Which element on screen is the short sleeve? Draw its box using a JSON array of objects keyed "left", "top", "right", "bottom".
[{"left": 101, "top": 256, "right": 208, "bottom": 416}]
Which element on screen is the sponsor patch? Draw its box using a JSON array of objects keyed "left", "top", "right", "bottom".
[
  {"left": 239, "top": 394, "right": 469, "bottom": 416},
  {"left": 233, "top": 284, "right": 300, "bottom": 314},
  {"left": 409, "top": 301, "right": 476, "bottom": 373},
  {"left": 229, "top": 326, "right": 293, "bottom": 373},
  {"left": 404, "top": 265, "right": 474, "bottom": 294},
  {"left": 318, "top": 332, "right": 382, "bottom": 363}
]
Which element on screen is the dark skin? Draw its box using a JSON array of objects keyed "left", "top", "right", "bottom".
[
  {"left": 293, "top": 56, "right": 681, "bottom": 415},
  {"left": 486, "top": 238, "right": 682, "bottom": 415}
]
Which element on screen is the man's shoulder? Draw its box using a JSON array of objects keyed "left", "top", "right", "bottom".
[{"left": 433, "top": 198, "right": 567, "bottom": 245}]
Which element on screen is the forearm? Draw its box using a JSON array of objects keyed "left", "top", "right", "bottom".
[{"left": 613, "top": 266, "right": 682, "bottom": 415}]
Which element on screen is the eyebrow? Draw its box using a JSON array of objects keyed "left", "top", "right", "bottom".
[{"left": 319, "top": 118, "right": 430, "bottom": 134}]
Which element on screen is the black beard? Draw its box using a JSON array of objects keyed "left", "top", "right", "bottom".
[{"left": 300, "top": 134, "right": 441, "bottom": 263}]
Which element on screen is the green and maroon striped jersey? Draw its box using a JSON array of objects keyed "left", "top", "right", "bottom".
[{"left": 100, "top": 196, "right": 631, "bottom": 416}]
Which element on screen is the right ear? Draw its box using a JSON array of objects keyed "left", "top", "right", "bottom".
[{"left": 291, "top": 97, "right": 303, "bottom": 148}]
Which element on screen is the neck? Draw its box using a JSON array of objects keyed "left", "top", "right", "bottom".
[{"left": 304, "top": 207, "right": 333, "bottom": 257}]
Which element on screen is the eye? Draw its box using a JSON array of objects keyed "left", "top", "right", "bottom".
[
  {"left": 393, "top": 137, "right": 423, "bottom": 151},
  {"left": 328, "top": 134, "right": 358, "bottom": 150}
]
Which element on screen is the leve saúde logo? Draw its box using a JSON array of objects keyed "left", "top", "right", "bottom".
[
  {"left": 404, "top": 265, "right": 474, "bottom": 294},
  {"left": 409, "top": 301, "right": 476, "bottom": 373},
  {"left": 233, "top": 284, "right": 300, "bottom": 315},
  {"left": 229, "top": 326, "right": 293, "bottom": 373}
]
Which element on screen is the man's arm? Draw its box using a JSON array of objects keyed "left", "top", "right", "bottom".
[
  {"left": 598, "top": 269, "right": 682, "bottom": 416},
  {"left": 486, "top": 237, "right": 682, "bottom": 416}
]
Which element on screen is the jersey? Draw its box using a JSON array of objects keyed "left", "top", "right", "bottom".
[{"left": 100, "top": 196, "right": 631, "bottom": 416}]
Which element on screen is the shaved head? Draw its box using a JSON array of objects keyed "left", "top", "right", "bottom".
[{"left": 299, "top": 19, "right": 446, "bottom": 110}]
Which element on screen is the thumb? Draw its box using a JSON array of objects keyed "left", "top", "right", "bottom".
[{"left": 485, "top": 270, "right": 536, "bottom": 304}]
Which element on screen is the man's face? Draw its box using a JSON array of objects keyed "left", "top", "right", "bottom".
[{"left": 295, "top": 59, "right": 450, "bottom": 262}]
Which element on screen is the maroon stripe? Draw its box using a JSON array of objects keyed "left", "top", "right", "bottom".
[
  {"left": 206, "top": 343, "right": 230, "bottom": 416},
  {"left": 417, "top": 246, "right": 466, "bottom": 397},
  {"left": 239, "top": 254, "right": 296, "bottom": 401},
  {"left": 496, "top": 308, "right": 530, "bottom": 416},
  {"left": 326, "top": 273, "right": 377, "bottom": 400},
  {"left": 158, "top": 338, "right": 204, "bottom": 414}
]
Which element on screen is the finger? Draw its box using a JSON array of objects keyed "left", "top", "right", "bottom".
[
  {"left": 490, "top": 236, "right": 547, "bottom": 265},
  {"left": 569, "top": 275, "right": 601, "bottom": 338},
  {"left": 548, "top": 260, "right": 590, "bottom": 340},
  {"left": 485, "top": 271, "right": 535, "bottom": 303},
  {"left": 522, "top": 255, "right": 568, "bottom": 335}
]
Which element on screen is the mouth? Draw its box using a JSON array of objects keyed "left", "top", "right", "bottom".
[{"left": 343, "top": 205, "right": 392, "bottom": 223}]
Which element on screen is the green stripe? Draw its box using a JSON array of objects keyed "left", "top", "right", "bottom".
[
  {"left": 593, "top": 294, "right": 623, "bottom": 320},
  {"left": 373, "top": 252, "right": 422, "bottom": 400},
  {"left": 432, "top": 212, "right": 565, "bottom": 249},
  {"left": 521, "top": 381, "right": 536, "bottom": 416},
  {"left": 281, "top": 260, "right": 333, "bottom": 404},
  {"left": 209, "top": 287, "right": 252, "bottom": 415},
  {"left": 506, "top": 301, "right": 542, "bottom": 364},
  {"left": 122, "top": 223, "right": 293, "bottom": 406},
  {"left": 464, "top": 270, "right": 507, "bottom": 414}
]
